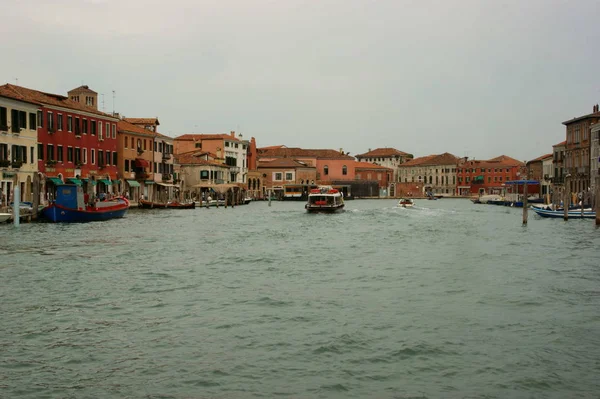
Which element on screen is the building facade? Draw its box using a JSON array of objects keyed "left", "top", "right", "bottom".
[
  {"left": 542, "top": 156, "right": 554, "bottom": 196},
  {"left": 355, "top": 147, "right": 413, "bottom": 183},
  {"left": 354, "top": 162, "right": 394, "bottom": 196},
  {"left": 456, "top": 155, "right": 524, "bottom": 196},
  {"left": 552, "top": 141, "right": 566, "bottom": 187},
  {"left": 591, "top": 122, "right": 600, "bottom": 193},
  {"left": 117, "top": 120, "right": 157, "bottom": 201},
  {"left": 526, "top": 154, "right": 552, "bottom": 195},
  {"left": 0, "top": 93, "right": 39, "bottom": 205},
  {"left": 562, "top": 104, "right": 600, "bottom": 193},
  {"left": 257, "top": 158, "right": 317, "bottom": 200},
  {"left": 398, "top": 153, "right": 459, "bottom": 196},
  {"left": 1, "top": 84, "right": 120, "bottom": 202}
]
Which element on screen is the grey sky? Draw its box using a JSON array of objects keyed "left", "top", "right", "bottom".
[{"left": 1, "top": 0, "right": 599, "bottom": 161}]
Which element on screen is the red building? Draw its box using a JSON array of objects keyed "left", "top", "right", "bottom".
[
  {"left": 456, "top": 155, "right": 524, "bottom": 196},
  {"left": 1, "top": 84, "right": 119, "bottom": 197}
]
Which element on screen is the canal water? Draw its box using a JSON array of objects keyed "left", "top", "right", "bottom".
[{"left": 1, "top": 199, "right": 600, "bottom": 398}]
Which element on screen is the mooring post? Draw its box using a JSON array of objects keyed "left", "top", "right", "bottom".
[
  {"left": 522, "top": 182, "right": 528, "bottom": 225},
  {"left": 268, "top": 189, "right": 272, "bottom": 207},
  {"left": 563, "top": 176, "right": 570, "bottom": 221},
  {"left": 32, "top": 173, "right": 40, "bottom": 221},
  {"left": 13, "top": 185, "right": 20, "bottom": 227}
]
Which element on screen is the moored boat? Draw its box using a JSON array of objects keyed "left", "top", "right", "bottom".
[
  {"left": 41, "top": 185, "right": 129, "bottom": 223},
  {"left": 0, "top": 213, "right": 11, "bottom": 223},
  {"left": 305, "top": 186, "right": 344, "bottom": 213},
  {"left": 532, "top": 207, "right": 595, "bottom": 219},
  {"left": 398, "top": 198, "right": 414, "bottom": 208},
  {"left": 139, "top": 199, "right": 195, "bottom": 209}
]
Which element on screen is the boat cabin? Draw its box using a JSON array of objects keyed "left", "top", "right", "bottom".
[{"left": 55, "top": 184, "right": 86, "bottom": 210}]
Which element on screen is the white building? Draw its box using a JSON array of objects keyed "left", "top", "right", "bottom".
[
  {"left": 398, "top": 153, "right": 459, "bottom": 196},
  {"left": 542, "top": 155, "right": 554, "bottom": 196},
  {"left": 0, "top": 93, "right": 39, "bottom": 206}
]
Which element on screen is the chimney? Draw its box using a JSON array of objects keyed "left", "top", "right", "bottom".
[{"left": 230, "top": 131, "right": 235, "bottom": 138}]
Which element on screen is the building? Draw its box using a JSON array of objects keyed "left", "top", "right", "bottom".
[
  {"left": 256, "top": 147, "right": 355, "bottom": 183},
  {"left": 552, "top": 141, "right": 566, "bottom": 187},
  {"left": 354, "top": 162, "right": 394, "bottom": 197},
  {"left": 0, "top": 91, "right": 40, "bottom": 205},
  {"left": 526, "top": 154, "right": 552, "bottom": 195},
  {"left": 591, "top": 122, "right": 600, "bottom": 193},
  {"left": 152, "top": 133, "right": 175, "bottom": 201},
  {"left": 0, "top": 84, "right": 120, "bottom": 201},
  {"left": 117, "top": 120, "right": 157, "bottom": 200},
  {"left": 456, "top": 155, "right": 524, "bottom": 196},
  {"left": 398, "top": 153, "right": 459, "bottom": 196},
  {"left": 562, "top": 104, "right": 600, "bottom": 193},
  {"left": 123, "top": 117, "right": 160, "bottom": 133},
  {"left": 355, "top": 147, "right": 413, "bottom": 183},
  {"left": 257, "top": 158, "right": 317, "bottom": 200},
  {"left": 542, "top": 155, "right": 554, "bottom": 197},
  {"left": 175, "top": 150, "right": 233, "bottom": 201},
  {"left": 174, "top": 132, "right": 248, "bottom": 184}
]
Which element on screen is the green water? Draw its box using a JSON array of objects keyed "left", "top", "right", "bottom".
[{"left": 1, "top": 199, "right": 600, "bottom": 398}]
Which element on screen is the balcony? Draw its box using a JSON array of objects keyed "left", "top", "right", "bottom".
[
  {"left": 0, "top": 159, "right": 10, "bottom": 168},
  {"left": 162, "top": 153, "right": 172, "bottom": 161},
  {"left": 11, "top": 161, "right": 23, "bottom": 169},
  {"left": 46, "top": 160, "right": 58, "bottom": 167},
  {"left": 0, "top": 124, "right": 8, "bottom": 133},
  {"left": 162, "top": 173, "right": 172, "bottom": 181}
]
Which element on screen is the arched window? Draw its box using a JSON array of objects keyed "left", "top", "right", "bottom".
[
  {"left": 324, "top": 165, "right": 329, "bottom": 176},
  {"left": 342, "top": 165, "right": 347, "bottom": 175},
  {"left": 137, "top": 139, "right": 142, "bottom": 150},
  {"left": 257, "top": 179, "right": 260, "bottom": 189}
]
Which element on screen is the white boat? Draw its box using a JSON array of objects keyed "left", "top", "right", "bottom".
[
  {"left": 398, "top": 198, "right": 414, "bottom": 208},
  {"left": 305, "top": 186, "right": 345, "bottom": 213},
  {"left": 0, "top": 213, "right": 12, "bottom": 223}
]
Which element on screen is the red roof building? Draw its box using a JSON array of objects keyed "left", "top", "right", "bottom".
[{"left": 456, "top": 155, "right": 524, "bottom": 196}]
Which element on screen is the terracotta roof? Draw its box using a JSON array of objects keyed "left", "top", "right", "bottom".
[
  {"left": 355, "top": 148, "right": 412, "bottom": 158},
  {"left": 175, "top": 133, "right": 240, "bottom": 142},
  {"left": 258, "top": 158, "right": 315, "bottom": 168},
  {"left": 258, "top": 145, "right": 287, "bottom": 150},
  {"left": 117, "top": 120, "right": 157, "bottom": 137},
  {"left": 527, "top": 153, "right": 553, "bottom": 164},
  {"left": 353, "top": 161, "right": 393, "bottom": 171},
  {"left": 154, "top": 132, "right": 173, "bottom": 141},
  {"left": 124, "top": 117, "right": 160, "bottom": 126},
  {"left": 257, "top": 147, "right": 354, "bottom": 160},
  {"left": 68, "top": 85, "right": 97, "bottom": 94},
  {"left": 0, "top": 83, "right": 116, "bottom": 119},
  {"left": 562, "top": 111, "right": 600, "bottom": 125},
  {"left": 553, "top": 140, "right": 567, "bottom": 147},
  {"left": 458, "top": 155, "right": 524, "bottom": 168},
  {"left": 176, "top": 153, "right": 229, "bottom": 167},
  {"left": 487, "top": 155, "right": 523, "bottom": 165},
  {"left": 399, "top": 153, "right": 458, "bottom": 167}
]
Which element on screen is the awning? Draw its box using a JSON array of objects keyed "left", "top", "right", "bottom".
[
  {"left": 66, "top": 178, "right": 82, "bottom": 185},
  {"left": 97, "top": 179, "right": 111, "bottom": 185},
  {"left": 47, "top": 177, "right": 64, "bottom": 185},
  {"left": 135, "top": 159, "right": 150, "bottom": 167},
  {"left": 145, "top": 180, "right": 155, "bottom": 185},
  {"left": 112, "top": 179, "right": 121, "bottom": 185},
  {"left": 126, "top": 180, "right": 140, "bottom": 187},
  {"left": 157, "top": 182, "right": 178, "bottom": 187}
]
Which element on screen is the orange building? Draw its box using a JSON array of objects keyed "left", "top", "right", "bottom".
[
  {"left": 117, "top": 120, "right": 156, "bottom": 200},
  {"left": 257, "top": 158, "right": 317, "bottom": 200},
  {"left": 456, "top": 155, "right": 524, "bottom": 196}
]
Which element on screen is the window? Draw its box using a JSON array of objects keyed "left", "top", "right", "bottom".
[
  {"left": 82, "top": 119, "right": 88, "bottom": 134},
  {"left": 47, "top": 144, "right": 54, "bottom": 160},
  {"left": 83, "top": 148, "right": 87, "bottom": 164},
  {"left": 274, "top": 172, "right": 283, "bottom": 181},
  {"left": 29, "top": 113, "right": 36, "bottom": 130},
  {"left": 98, "top": 150, "right": 104, "bottom": 166},
  {"left": 86, "top": 96, "right": 94, "bottom": 106},
  {"left": 112, "top": 124, "right": 116, "bottom": 139},
  {"left": 90, "top": 120, "right": 96, "bottom": 135},
  {"left": 37, "top": 143, "right": 43, "bottom": 160},
  {"left": 30, "top": 147, "right": 34, "bottom": 163},
  {"left": 113, "top": 152, "right": 117, "bottom": 165},
  {"left": 106, "top": 123, "right": 110, "bottom": 140},
  {"left": 342, "top": 165, "right": 347, "bottom": 175},
  {"left": 0, "top": 107, "right": 7, "bottom": 129},
  {"left": 37, "top": 110, "right": 43, "bottom": 127},
  {"left": 67, "top": 116, "right": 73, "bottom": 132},
  {"left": 75, "top": 117, "right": 80, "bottom": 135},
  {"left": 47, "top": 112, "right": 54, "bottom": 131},
  {"left": 235, "top": 143, "right": 238, "bottom": 148},
  {"left": 106, "top": 151, "right": 111, "bottom": 165},
  {"left": 154, "top": 142, "right": 158, "bottom": 152},
  {"left": 285, "top": 172, "right": 293, "bottom": 180},
  {"left": 67, "top": 147, "right": 73, "bottom": 162},
  {"left": 200, "top": 170, "right": 209, "bottom": 179},
  {"left": 98, "top": 121, "right": 103, "bottom": 140},
  {"left": 125, "top": 160, "right": 130, "bottom": 172},
  {"left": 225, "top": 142, "right": 230, "bottom": 147},
  {"left": 195, "top": 142, "right": 201, "bottom": 148},
  {"left": 153, "top": 162, "right": 157, "bottom": 173},
  {"left": 324, "top": 165, "right": 329, "bottom": 175},
  {"left": 143, "top": 140, "right": 147, "bottom": 150},
  {"left": 125, "top": 137, "right": 129, "bottom": 148},
  {"left": 75, "top": 148, "right": 81, "bottom": 164},
  {"left": 137, "top": 139, "right": 142, "bottom": 150},
  {"left": 57, "top": 146, "right": 63, "bottom": 162},
  {"left": 91, "top": 149, "right": 95, "bottom": 164}
]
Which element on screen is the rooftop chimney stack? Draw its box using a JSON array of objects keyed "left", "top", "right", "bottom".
[{"left": 230, "top": 131, "right": 235, "bottom": 138}]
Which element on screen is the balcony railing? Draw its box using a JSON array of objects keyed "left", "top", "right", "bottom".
[
  {"left": 162, "top": 153, "right": 172, "bottom": 160},
  {"left": 162, "top": 173, "right": 172, "bottom": 181},
  {"left": 0, "top": 159, "right": 10, "bottom": 167}
]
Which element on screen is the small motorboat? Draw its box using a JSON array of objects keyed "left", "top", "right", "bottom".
[
  {"left": 41, "top": 184, "right": 129, "bottom": 223},
  {"left": 139, "top": 199, "right": 195, "bottom": 209},
  {"left": 532, "top": 207, "right": 596, "bottom": 219},
  {"left": 0, "top": 213, "right": 12, "bottom": 223},
  {"left": 305, "top": 186, "right": 345, "bottom": 213},
  {"left": 398, "top": 198, "right": 414, "bottom": 208}
]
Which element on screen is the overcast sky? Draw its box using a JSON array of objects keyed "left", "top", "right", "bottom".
[{"left": 1, "top": 0, "right": 599, "bottom": 161}]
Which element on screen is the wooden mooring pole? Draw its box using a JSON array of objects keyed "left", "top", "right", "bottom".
[
  {"left": 522, "top": 182, "right": 528, "bottom": 225},
  {"left": 563, "top": 176, "right": 570, "bottom": 221},
  {"left": 32, "top": 173, "right": 40, "bottom": 221}
]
